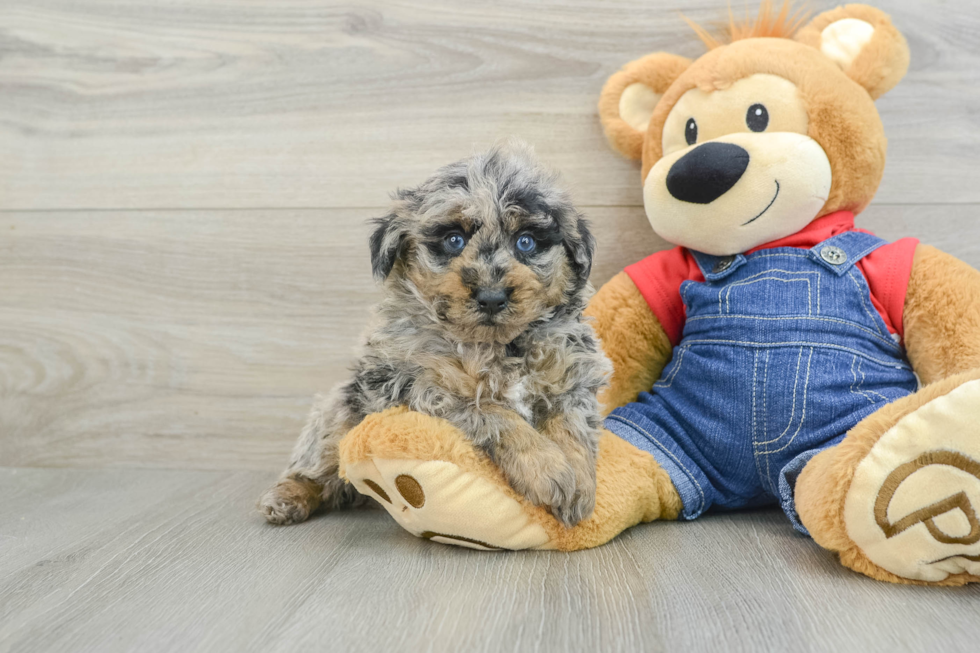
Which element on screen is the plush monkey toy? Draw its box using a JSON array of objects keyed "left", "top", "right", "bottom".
[{"left": 338, "top": 3, "right": 980, "bottom": 585}]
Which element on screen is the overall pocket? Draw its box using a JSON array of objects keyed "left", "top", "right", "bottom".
[{"left": 752, "top": 346, "right": 814, "bottom": 494}]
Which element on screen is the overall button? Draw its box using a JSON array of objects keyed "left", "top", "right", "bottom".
[
  {"left": 821, "top": 245, "right": 847, "bottom": 265},
  {"left": 713, "top": 256, "right": 736, "bottom": 273}
]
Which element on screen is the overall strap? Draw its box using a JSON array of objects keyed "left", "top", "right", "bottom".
[
  {"left": 807, "top": 230, "right": 887, "bottom": 276},
  {"left": 689, "top": 230, "right": 888, "bottom": 281},
  {"left": 690, "top": 250, "right": 747, "bottom": 282}
]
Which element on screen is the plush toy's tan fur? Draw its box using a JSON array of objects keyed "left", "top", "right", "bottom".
[
  {"left": 598, "top": 53, "right": 692, "bottom": 161},
  {"left": 794, "top": 4, "right": 911, "bottom": 100},
  {"left": 904, "top": 245, "right": 980, "bottom": 384},
  {"left": 584, "top": 271, "right": 674, "bottom": 413}
]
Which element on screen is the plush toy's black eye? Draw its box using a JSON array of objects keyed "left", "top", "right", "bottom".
[
  {"left": 746, "top": 104, "right": 769, "bottom": 132},
  {"left": 444, "top": 232, "right": 467, "bottom": 254},
  {"left": 685, "top": 118, "right": 698, "bottom": 146}
]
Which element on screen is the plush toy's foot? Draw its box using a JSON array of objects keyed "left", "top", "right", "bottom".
[
  {"left": 797, "top": 370, "right": 980, "bottom": 585},
  {"left": 338, "top": 407, "right": 681, "bottom": 551}
]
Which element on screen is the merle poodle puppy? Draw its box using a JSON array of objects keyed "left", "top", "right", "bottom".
[{"left": 258, "top": 143, "right": 611, "bottom": 527}]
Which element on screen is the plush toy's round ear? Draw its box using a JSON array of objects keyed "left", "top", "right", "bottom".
[
  {"left": 599, "top": 52, "right": 691, "bottom": 160},
  {"left": 795, "top": 4, "right": 909, "bottom": 99}
]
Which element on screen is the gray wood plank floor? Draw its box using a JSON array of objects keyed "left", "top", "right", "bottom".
[
  {"left": 2, "top": 0, "right": 980, "bottom": 651},
  {"left": 2, "top": 467, "right": 979, "bottom": 653}
]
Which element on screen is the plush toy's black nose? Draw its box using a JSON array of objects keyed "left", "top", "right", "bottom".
[
  {"left": 666, "top": 142, "right": 750, "bottom": 204},
  {"left": 475, "top": 288, "right": 509, "bottom": 315}
]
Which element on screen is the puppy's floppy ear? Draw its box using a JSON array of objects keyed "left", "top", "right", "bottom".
[
  {"left": 564, "top": 215, "right": 596, "bottom": 283},
  {"left": 368, "top": 212, "right": 409, "bottom": 281},
  {"left": 795, "top": 4, "right": 909, "bottom": 99},
  {"left": 599, "top": 52, "right": 691, "bottom": 160}
]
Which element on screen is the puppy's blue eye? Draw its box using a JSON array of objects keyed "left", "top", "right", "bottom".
[
  {"left": 516, "top": 234, "right": 536, "bottom": 253},
  {"left": 444, "top": 233, "right": 466, "bottom": 253}
]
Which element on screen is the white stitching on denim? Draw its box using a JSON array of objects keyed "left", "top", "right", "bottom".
[
  {"left": 721, "top": 269, "right": 814, "bottom": 313},
  {"left": 721, "top": 270, "right": 817, "bottom": 315},
  {"left": 683, "top": 314, "right": 901, "bottom": 350},
  {"left": 751, "top": 350, "right": 769, "bottom": 486},
  {"left": 849, "top": 355, "right": 874, "bottom": 405},
  {"left": 849, "top": 355, "right": 866, "bottom": 404},
  {"left": 759, "top": 348, "right": 814, "bottom": 457},
  {"left": 845, "top": 269, "right": 887, "bottom": 337},
  {"left": 861, "top": 360, "right": 890, "bottom": 401},
  {"left": 759, "top": 348, "right": 815, "bottom": 493},
  {"left": 848, "top": 242, "right": 885, "bottom": 266},
  {"left": 607, "top": 415, "right": 707, "bottom": 514},
  {"left": 849, "top": 355, "right": 889, "bottom": 404},
  {"left": 681, "top": 279, "right": 700, "bottom": 311},
  {"left": 763, "top": 350, "right": 770, "bottom": 434},
  {"left": 680, "top": 338, "right": 908, "bottom": 369},
  {"left": 721, "top": 276, "right": 812, "bottom": 314},
  {"left": 754, "top": 348, "right": 804, "bottom": 446},
  {"left": 751, "top": 350, "right": 759, "bottom": 442},
  {"left": 653, "top": 346, "right": 688, "bottom": 389},
  {"left": 726, "top": 277, "right": 812, "bottom": 315},
  {"left": 749, "top": 252, "right": 810, "bottom": 259}
]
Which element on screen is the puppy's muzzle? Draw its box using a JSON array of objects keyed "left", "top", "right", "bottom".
[
  {"left": 474, "top": 287, "right": 511, "bottom": 316},
  {"left": 666, "top": 142, "right": 750, "bottom": 204}
]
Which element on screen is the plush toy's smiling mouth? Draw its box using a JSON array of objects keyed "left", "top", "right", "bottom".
[{"left": 742, "top": 180, "right": 780, "bottom": 226}]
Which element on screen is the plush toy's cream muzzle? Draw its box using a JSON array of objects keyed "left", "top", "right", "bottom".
[{"left": 643, "top": 131, "right": 831, "bottom": 256}]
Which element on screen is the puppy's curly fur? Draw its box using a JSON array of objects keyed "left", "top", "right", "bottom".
[{"left": 258, "top": 143, "right": 611, "bottom": 527}]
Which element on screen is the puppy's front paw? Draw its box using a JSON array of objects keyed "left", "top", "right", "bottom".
[
  {"left": 559, "top": 455, "right": 597, "bottom": 528},
  {"left": 257, "top": 478, "right": 322, "bottom": 525},
  {"left": 497, "top": 442, "right": 590, "bottom": 528}
]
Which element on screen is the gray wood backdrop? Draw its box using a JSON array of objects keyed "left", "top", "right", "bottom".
[{"left": 1, "top": 1, "right": 979, "bottom": 652}]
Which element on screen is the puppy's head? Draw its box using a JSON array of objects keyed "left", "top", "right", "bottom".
[{"left": 369, "top": 143, "right": 595, "bottom": 344}]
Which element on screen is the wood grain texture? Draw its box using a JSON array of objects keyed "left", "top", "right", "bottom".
[
  {"left": 1, "top": 0, "right": 979, "bottom": 209},
  {"left": 0, "top": 467, "right": 978, "bottom": 653}
]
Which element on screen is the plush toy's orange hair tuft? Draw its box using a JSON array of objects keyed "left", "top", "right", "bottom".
[{"left": 683, "top": 1, "right": 811, "bottom": 50}]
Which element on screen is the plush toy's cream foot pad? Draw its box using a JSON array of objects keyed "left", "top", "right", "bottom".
[
  {"left": 339, "top": 406, "right": 680, "bottom": 553},
  {"left": 345, "top": 457, "right": 552, "bottom": 550},
  {"left": 338, "top": 407, "right": 563, "bottom": 550},
  {"left": 844, "top": 379, "right": 980, "bottom": 582}
]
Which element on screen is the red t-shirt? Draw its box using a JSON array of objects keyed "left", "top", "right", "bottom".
[{"left": 625, "top": 211, "right": 919, "bottom": 347}]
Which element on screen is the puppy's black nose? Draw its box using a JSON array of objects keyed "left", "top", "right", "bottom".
[
  {"left": 666, "top": 142, "right": 750, "bottom": 204},
  {"left": 475, "top": 288, "right": 509, "bottom": 315}
]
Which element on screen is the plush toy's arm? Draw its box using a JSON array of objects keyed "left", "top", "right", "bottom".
[
  {"left": 903, "top": 244, "right": 980, "bottom": 385},
  {"left": 584, "top": 271, "right": 673, "bottom": 414}
]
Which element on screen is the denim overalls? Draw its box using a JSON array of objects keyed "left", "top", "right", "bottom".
[{"left": 606, "top": 231, "right": 919, "bottom": 534}]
